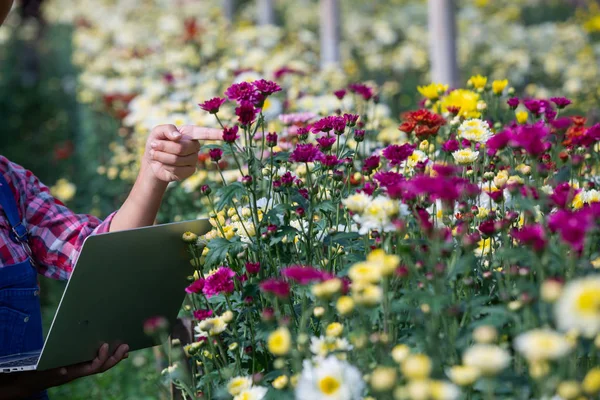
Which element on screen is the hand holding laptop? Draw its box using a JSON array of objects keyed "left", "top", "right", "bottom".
[{"left": 0, "top": 343, "right": 129, "bottom": 400}]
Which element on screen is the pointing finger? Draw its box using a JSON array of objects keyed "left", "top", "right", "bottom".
[{"left": 179, "top": 125, "right": 223, "bottom": 141}]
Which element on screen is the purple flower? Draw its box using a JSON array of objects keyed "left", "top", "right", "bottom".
[
  {"left": 382, "top": 143, "right": 415, "bottom": 166},
  {"left": 199, "top": 97, "right": 226, "bottom": 114},
  {"left": 222, "top": 126, "right": 239, "bottom": 143},
  {"left": 252, "top": 79, "right": 282, "bottom": 96},
  {"left": 235, "top": 101, "right": 258, "bottom": 126},
  {"left": 266, "top": 132, "right": 278, "bottom": 147},
  {"left": 296, "top": 127, "right": 309, "bottom": 141},
  {"left": 442, "top": 139, "right": 459, "bottom": 153},
  {"left": 524, "top": 99, "right": 543, "bottom": 116},
  {"left": 202, "top": 267, "right": 236, "bottom": 298},
  {"left": 321, "top": 154, "right": 340, "bottom": 169},
  {"left": 507, "top": 97, "right": 520, "bottom": 109},
  {"left": 361, "top": 182, "right": 377, "bottom": 196},
  {"left": 316, "top": 136, "right": 336, "bottom": 151},
  {"left": 209, "top": 148, "right": 223, "bottom": 162},
  {"left": 550, "top": 97, "right": 572, "bottom": 109},
  {"left": 281, "top": 265, "right": 327, "bottom": 285},
  {"left": 281, "top": 172, "right": 295, "bottom": 186},
  {"left": 225, "top": 82, "right": 260, "bottom": 103},
  {"left": 311, "top": 116, "right": 346, "bottom": 134},
  {"left": 362, "top": 155, "right": 380, "bottom": 173},
  {"left": 333, "top": 89, "right": 346, "bottom": 100},
  {"left": 290, "top": 143, "right": 324, "bottom": 163}
]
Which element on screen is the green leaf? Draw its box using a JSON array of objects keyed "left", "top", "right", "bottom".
[
  {"left": 205, "top": 237, "right": 244, "bottom": 266},
  {"left": 323, "top": 232, "right": 360, "bottom": 246},
  {"left": 216, "top": 182, "right": 246, "bottom": 210}
]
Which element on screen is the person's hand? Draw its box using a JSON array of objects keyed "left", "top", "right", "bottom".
[
  {"left": 143, "top": 124, "right": 222, "bottom": 183},
  {"left": 0, "top": 343, "right": 129, "bottom": 399}
]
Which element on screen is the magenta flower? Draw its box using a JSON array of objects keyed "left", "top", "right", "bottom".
[
  {"left": 432, "top": 164, "right": 458, "bottom": 177},
  {"left": 333, "top": 89, "right": 347, "bottom": 100},
  {"left": 524, "top": 99, "right": 543, "bottom": 116},
  {"left": 442, "top": 139, "right": 459, "bottom": 153},
  {"left": 382, "top": 143, "right": 415, "bottom": 166},
  {"left": 235, "top": 101, "right": 258, "bottom": 126},
  {"left": 202, "top": 267, "right": 236, "bottom": 298},
  {"left": 349, "top": 83, "right": 374, "bottom": 101},
  {"left": 222, "top": 126, "right": 240, "bottom": 143},
  {"left": 290, "top": 143, "right": 324, "bottom": 163},
  {"left": 486, "top": 130, "right": 512, "bottom": 156},
  {"left": 185, "top": 278, "right": 206, "bottom": 294},
  {"left": 507, "top": 97, "right": 519, "bottom": 109},
  {"left": 225, "top": 82, "right": 260, "bottom": 103},
  {"left": 199, "top": 97, "right": 226, "bottom": 114},
  {"left": 551, "top": 117, "right": 572, "bottom": 130},
  {"left": 508, "top": 122, "right": 550, "bottom": 156},
  {"left": 574, "top": 123, "right": 600, "bottom": 147},
  {"left": 193, "top": 309, "right": 213, "bottom": 321},
  {"left": 260, "top": 278, "right": 290, "bottom": 298},
  {"left": 373, "top": 171, "right": 404, "bottom": 188},
  {"left": 296, "top": 127, "right": 309, "bottom": 141},
  {"left": 343, "top": 113, "right": 359, "bottom": 127},
  {"left": 550, "top": 182, "right": 580, "bottom": 209},
  {"left": 354, "top": 129, "right": 365, "bottom": 142},
  {"left": 361, "top": 182, "right": 377, "bottom": 196},
  {"left": 266, "top": 132, "right": 278, "bottom": 147},
  {"left": 246, "top": 262, "right": 260, "bottom": 274},
  {"left": 316, "top": 136, "right": 336, "bottom": 151},
  {"left": 362, "top": 155, "right": 380, "bottom": 173},
  {"left": 279, "top": 112, "right": 317, "bottom": 125},
  {"left": 486, "top": 190, "right": 504, "bottom": 203},
  {"left": 280, "top": 172, "right": 295, "bottom": 186},
  {"left": 281, "top": 265, "right": 326, "bottom": 285},
  {"left": 321, "top": 154, "right": 340, "bottom": 169},
  {"left": 209, "top": 148, "right": 223, "bottom": 162},
  {"left": 311, "top": 116, "right": 346, "bottom": 134},
  {"left": 550, "top": 97, "right": 572, "bottom": 109},
  {"left": 252, "top": 79, "right": 282, "bottom": 96},
  {"left": 548, "top": 209, "right": 593, "bottom": 252},
  {"left": 403, "top": 175, "right": 480, "bottom": 203},
  {"left": 511, "top": 224, "right": 547, "bottom": 251},
  {"left": 478, "top": 220, "right": 497, "bottom": 236}
]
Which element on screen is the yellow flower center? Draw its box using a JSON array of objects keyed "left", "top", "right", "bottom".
[
  {"left": 576, "top": 289, "right": 600, "bottom": 315},
  {"left": 318, "top": 376, "right": 341, "bottom": 395}
]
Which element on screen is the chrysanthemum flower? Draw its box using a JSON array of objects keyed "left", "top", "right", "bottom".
[
  {"left": 458, "top": 119, "right": 493, "bottom": 143},
  {"left": 198, "top": 97, "right": 226, "bottom": 114},
  {"left": 462, "top": 344, "right": 510, "bottom": 376},
  {"left": 555, "top": 275, "right": 600, "bottom": 337},
  {"left": 417, "top": 82, "right": 448, "bottom": 100},
  {"left": 451, "top": 148, "right": 479, "bottom": 165},
  {"left": 295, "top": 356, "right": 364, "bottom": 400},
  {"left": 514, "top": 329, "right": 573, "bottom": 361},
  {"left": 202, "top": 267, "right": 235, "bottom": 298}
]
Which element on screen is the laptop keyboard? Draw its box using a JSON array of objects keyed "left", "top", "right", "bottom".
[{"left": 0, "top": 355, "right": 39, "bottom": 368}]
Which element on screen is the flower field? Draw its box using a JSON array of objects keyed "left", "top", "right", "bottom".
[{"left": 5, "top": 0, "right": 600, "bottom": 399}]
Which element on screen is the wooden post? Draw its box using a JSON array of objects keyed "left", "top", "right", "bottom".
[
  {"left": 223, "top": 0, "right": 234, "bottom": 23},
  {"left": 257, "top": 0, "right": 275, "bottom": 25},
  {"left": 428, "top": 0, "right": 459, "bottom": 87},
  {"left": 319, "top": 0, "right": 340, "bottom": 69}
]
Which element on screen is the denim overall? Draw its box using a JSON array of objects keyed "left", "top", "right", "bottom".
[{"left": 0, "top": 173, "right": 48, "bottom": 399}]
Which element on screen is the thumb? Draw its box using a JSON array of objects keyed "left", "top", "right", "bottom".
[{"left": 151, "top": 124, "right": 182, "bottom": 142}]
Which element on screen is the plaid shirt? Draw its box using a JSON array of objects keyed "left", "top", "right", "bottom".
[{"left": 0, "top": 156, "right": 115, "bottom": 280}]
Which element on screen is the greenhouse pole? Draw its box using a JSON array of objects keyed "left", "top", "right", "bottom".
[
  {"left": 428, "top": 0, "right": 459, "bottom": 87},
  {"left": 223, "top": 0, "right": 234, "bottom": 22},
  {"left": 257, "top": 0, "right": 275, "bottom": 25},
  {"left": 320, "top": 0, "right": 340, "bottom": 69}
]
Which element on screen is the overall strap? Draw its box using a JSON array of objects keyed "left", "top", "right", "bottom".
[{"left": 0, "top": 172, "right": 29, "bottom": 243}]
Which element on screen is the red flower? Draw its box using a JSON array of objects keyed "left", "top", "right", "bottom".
[{"left": 398, "top": 109, "right": 446, "bottom": 138}]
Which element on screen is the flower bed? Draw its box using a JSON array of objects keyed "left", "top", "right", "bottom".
[{"left": 147, "top": 76, "right": 600, "bottom": 400}]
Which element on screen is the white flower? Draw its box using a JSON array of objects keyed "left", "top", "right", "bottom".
[
  {"left": 296, "top": 356, "right": 364, "bottom": 400},
  {"left": 228, "top": 376, "right": 253, "bottom": 396},
  {"left": 342, "top": 192, "right": 371, "bottom": 214},
  {"left": 555, "top": 275, "right": 600, "bottom": 337},
  {"left": 198, "top": 316, "right": 227, "bottom": 336},
  {"left": 233, "top": 386, "right": 267, "bottom": 400},
  {"left": 452, "top": 148, "right": 480, "bottom": 165},
  {"left": 458, "top": 118, "right": 493, "bottom": 143},
  {"left": 514, "top": 329, "right": 573, "bottom": 361},
  {"left": 462, "top": 344, "right": 510, "bottom": 376}
]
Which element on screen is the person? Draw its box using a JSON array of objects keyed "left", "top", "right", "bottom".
[{"left": 0, "top": 3, "right": 223, "bottom": 397}]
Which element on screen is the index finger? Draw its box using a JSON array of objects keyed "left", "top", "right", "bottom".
[{"left": 179, "top": 125, "right": 223, "bottom": 141}]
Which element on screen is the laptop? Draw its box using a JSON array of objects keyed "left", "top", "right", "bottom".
[{"left": 0, "top": 218, "right": 211, "bottom": 373}]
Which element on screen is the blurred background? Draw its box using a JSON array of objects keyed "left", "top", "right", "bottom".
[{"left": 0, "top": 0, "right": 598, "bottom": 398}]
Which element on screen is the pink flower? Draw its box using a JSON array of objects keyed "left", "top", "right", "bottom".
[
  {"left": 550, "top": 183, "right": 580, "bottom": 209},
  {"left": 281, "top": 265, "right": 326, "bottom": 285},
  {"left": 442, "top": 139, "right": 459, "bottom": 153},
  {"left": 290, "top": 143, "right": 324, "bottom": 163},
  {"left": 202, "top": 267, "right": 236, "bottom": 298},
  {"left": 382, "top": 143, "right": 415, "bottom": 166},
  {"left": 511, "top": 224, "right": 547, "bottom": 251},
  {"left": 311, "top": 116, "right": 346, "bottom": 134},
  {"left": 198, "top": 97, "right": 226, "bottom": 114},
  {"left": 260, "top": 278, "right": 290, "bottom": 298},
  {"left": 193, "top": 309, "right": 213, "bottom": 321},
  {"left": 478, "top": 220, "right": 497, "bottom": 236},
  {"left": 508, "top": 122, "right": 550, "bottom": 156},
  {"left": 252, "top": 79, "right": 281, "bottom": 96},
  {"left": 279, "top": 112, "right": 317, "bottom": 125},
  {"left": 266, "top": 132, "right": 278, "bottom": 147},
  {"left": 222, "top": 126, "right": 240, "bottom": 143},
  {"left": 548, "top": 209, "right": 594, "bottom": 252},
  {"left": 316, "top": 136, "right": 337, "bottom": 151},
  {"left": 321, "top": 155, "right": 340, "bottom": 169},
  {"left": 550, "top": 97, "right": 572, "bottom": 109},
  {"left": 507, "top": 97, "right": 519, "bottom": 109},
  {"left": 486, "top": 130, "right": 512, "bottom": 156},
  {"left": 185, "top": 278, "right": 206, "bottom": 294},
  {"left": 373, "top": 171, "right": 404, "bottom": 188},
  {"left": 225, "top": 82, "right": 261, "bottom": 103}
]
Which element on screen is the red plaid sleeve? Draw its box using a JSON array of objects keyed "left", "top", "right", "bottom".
[{"left": 2, "top": 157, "right": 115, "bottom": 280}]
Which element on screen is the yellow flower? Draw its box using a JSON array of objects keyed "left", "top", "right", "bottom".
[
  {"left": 326, "top": 322, "right": 344, "bottom": 338},
  {"left": 592, "top": 257, "right": 600, "bottom": 269},
  {"left": 528, "top": 360, "right": 550, "bottom": 379},
  {"left": 439, "top": 89, "right": 481, "bottom": 118},
  {"left": 227, "top": 376, "right": 253, "bottom": 396},
  {"left": 50, "top": 179, "right": 77, "bottom": 202},
  {"left": 401, "top": 354, "right": 432, "bottom": 380},
  {"left": 352, "top": 282, "right": 383, "bottom": 306},
  {"left": 268, "top": 327, "right": 291, "bottom": 356},
  {"left": 406, "top": 380, "right": 430, "bottom": 400},
  {"left": 182, "top": 231, "right": 198, "bottom": 243},
  {"left": 366, "top": 249, "right": 400, "bottom": 276},
  {"left": 468, "top": 75, "right": 488, "bottom": 89},
  {"left": 417, "top": 83, "right": 448, "bottom": 100},
  {"left": 516, "top": 111, "right": 529, "bottom": 124},
  {"left": 583, "top": 368, "right": 600, "bottom": 394},
  {"left": 313, "top": 307, "right": 325, "bottom": 318},
  {"left": 429, "top": 380, "right": 460, "bottom": 400},
  {"left": 336, "top": 296, "right": 355, "bottom": 316},
  {"left": 312, "top": 278, "right": 343, "bottom": 299},
  {"left": 198, "top": 316, "right": 227, "bottom": 336},
  {"left": 446, "top": 365, "right": 480, "bottom": 386},
  {"left": 557, "top": 381, "right": 581, "bottom": 400},
  {"left": 555, "top": 275, "right": 600, "bottom": 337},
  {"left": 370, "top": 367, "right": 397, "bottom": 392},
  {"left": 452, "top": 148, "right": 479, "bottom": 165},
  {"left": 462, "top": 344, "right": 510, "bottom": 376},
  {"left": 473, "top": 326, "right": 498, "bottom": 344},
  {"left": 474, "top": 238, "right": 492, "bottom": 257},
  {"left": 515, "top": 329, "right": 573, "bottom": 362},
  {"left": 392, "top": 344, "right": 411, "bottom": 364},
  {"left": 272, "top": 375, "right": 289, "bottom": 390},
  {"left": 541, "top": 279, "right": 563, "bottom": 303},
  {"left": 492, "top": 79, "right": 509, "bottom": 95},
  {"left": 349, "top": 261, "right": 382, "bottom": 284}
]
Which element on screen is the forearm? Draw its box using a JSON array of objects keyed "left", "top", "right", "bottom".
[{"left": 109, "top": 162, "right": 168, "bottom": 232}]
